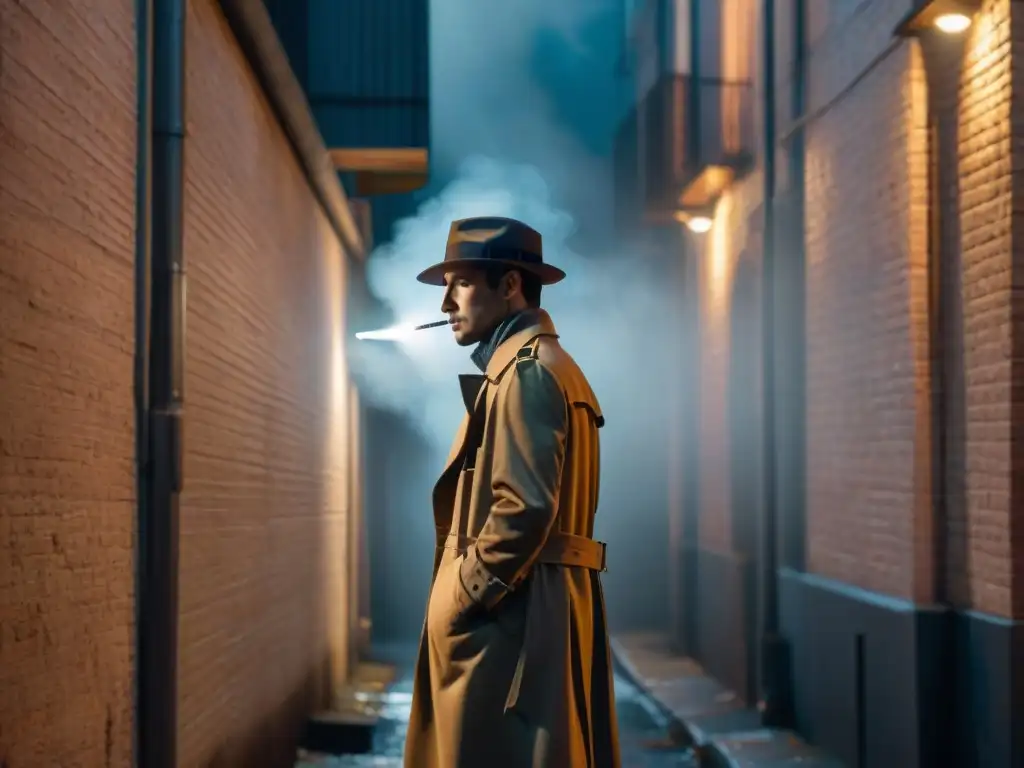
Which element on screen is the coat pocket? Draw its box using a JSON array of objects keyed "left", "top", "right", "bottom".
[
  {"left": 426, "top": 557, "right": 469, "bottom": 639},
  {"left": 503, "top": 568, "right": 568, "bottom": 717}
]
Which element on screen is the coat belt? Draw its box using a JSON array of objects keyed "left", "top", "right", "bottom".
[{"left": 437, "top": 529, "right": 608, "bottom": 572}]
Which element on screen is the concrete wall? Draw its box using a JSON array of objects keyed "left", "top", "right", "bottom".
[{"left": 0, "top": 0, "right": 137, "bottom": 763}]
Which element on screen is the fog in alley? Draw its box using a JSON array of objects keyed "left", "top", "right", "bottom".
[{"left": 347, "top": 0, "right": 683, "bottom": 637}]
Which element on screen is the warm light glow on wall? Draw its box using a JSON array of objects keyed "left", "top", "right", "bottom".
[
  {"left": 346, "top": 380, "right": 366, "bottom": 671},
  {"left": 707, "top": 192, "right": 735, "bottom": 309},
  {"left": 720, "top": 0, "right": 753, "bottom": 154},
  {"left": 323, "top": 238, "right": 352, "bottom": 689},
  {"left": 671, "top": 0, "right": 692, "bottom": 75},
  {"left": 966, "top": 6, "right": 995, "bottom": 55}
]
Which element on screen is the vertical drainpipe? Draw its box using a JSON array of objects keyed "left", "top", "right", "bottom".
[
  {"left": 916, "top": 29, "right": 960, "bottom": 626},
  {"left": 757, "top": 0, "right": 795, "bottom": 728},
  {"left": 132, "top": 0, "right": 152, "bottom": 758},
  {"left": 688, "top": 0, "right": 700, "bottom": 163},
  {"left": 783, "top": 0, "right": 808, "bottom": 573},
  {"left": 918, "top": 32, "right": 960, "bottom": 758},
  {"left": 680, "top": 0, "right": 702, "bottom": 659},
  {"left": 137, "top": 0, "right": 187, "bottom": 765}
]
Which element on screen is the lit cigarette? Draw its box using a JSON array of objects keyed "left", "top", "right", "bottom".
[
  {"left": 355, "top": 318, "right": 455, "bottom": 341},
  {"left": 412, "top": 319, "right": 455, "bottom": 331}
]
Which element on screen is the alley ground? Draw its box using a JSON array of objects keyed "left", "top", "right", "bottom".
[
  {"left": 295, "top": 636, "right": 844, "bottom": 768},
  {"left": 296, "top": 644, "right": 697, "bottom": 767}
]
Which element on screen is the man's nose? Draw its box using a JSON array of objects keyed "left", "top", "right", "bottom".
[{"left": 440, "top": 286, "right": 456, "bottom": 314}]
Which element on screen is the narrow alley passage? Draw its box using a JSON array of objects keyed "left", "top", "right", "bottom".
[
  {"left": 296, "top": 647, "right": 696, "bottom": 767},
  {"left": 7, "top": 1, "right": 1024, "bottom": 766}
]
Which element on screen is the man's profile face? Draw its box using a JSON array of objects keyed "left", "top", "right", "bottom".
[{"left": 440, "top": 267, "right": 511, "bottom": 347}]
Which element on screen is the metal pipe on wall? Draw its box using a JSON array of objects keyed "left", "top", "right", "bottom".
[
  {"left": 780, "top": 0, "right": 808, "bottom": 572},
  {"left": 132, "top": 0, "right": 152, "bottom": 757},
  {"left": 917, "top": 32, "right": 964, "bottom": 756},
  {"left": 137, "top": 0, "right": 187, "bottom": 764},
  {"left": 757, "top": 0, "right": 795, "bottom": 728}
]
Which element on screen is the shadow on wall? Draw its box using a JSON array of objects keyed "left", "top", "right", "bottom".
[{"left": 197, "top": 664, "right": 324, "bottom": 768}]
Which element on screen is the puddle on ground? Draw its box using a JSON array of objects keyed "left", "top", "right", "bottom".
[{"left": 299, "top": 674, "right": 696, "bottom": 767}]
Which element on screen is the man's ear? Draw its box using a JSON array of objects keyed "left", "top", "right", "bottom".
[{"left": 502, "top": 269, "right": 522, "bottom": 300}]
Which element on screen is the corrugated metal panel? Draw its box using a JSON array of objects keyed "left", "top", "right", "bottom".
[
  {"left": 306, "top": 0, "right": 429, "bottom": 149},
  {"left": 314, "top": 102, "right": 427, "bottom": 148},
  {"left": 262, "top": 0, "right": 310, "bottom": 87}
]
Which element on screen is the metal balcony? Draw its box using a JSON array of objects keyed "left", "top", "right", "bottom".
[{"left": 616, "top": 73, "right": 754, "bottom": 226}]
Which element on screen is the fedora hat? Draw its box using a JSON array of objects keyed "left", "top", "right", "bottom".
[{"left": 415, "top": 216, "right": 566, "bottom": 286}]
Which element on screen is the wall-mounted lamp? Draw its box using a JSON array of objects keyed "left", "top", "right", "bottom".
[
  {"left": 687, "top": 216, "right": 713, "bottom": 234},
  {"left": 895, "top": 0, "right": 979, "bottom": 36},
  {"left": 674, "top": 209, "right": 714, "bottom": 234},
  {"left": 934, "top": 12, "right": 972, "bottom": 33}
]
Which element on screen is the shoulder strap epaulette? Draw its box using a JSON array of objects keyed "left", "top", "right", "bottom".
[{"left": 515, "top": 337, "right": 541, "bottom": 363}]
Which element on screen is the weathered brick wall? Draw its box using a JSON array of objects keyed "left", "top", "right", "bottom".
[
  {"left": 803, "top": 0, "right": 932, "bottom": 601},
  {"left": 951, "top": 0, "right": 1017, "bottom": 618},
  {"left": 0, "top": 1, "right": 137, "bottom": 764},
  {"left": 177, "top": 0, "right": 353, "bottom": 763},
  {"left": 1011, "top": 0, "right": 1024, "bottom": 622},
  {"left": 800, "top": 0, "right": 1024, "bottom": 615},
  {"left": 683, "top": 0, "right": 1024, "bottom": 622}
]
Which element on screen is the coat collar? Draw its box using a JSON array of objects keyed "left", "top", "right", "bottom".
[
  {"left": 435, "top": 309, "right": 559, "bottom": 502},
  {"left": 470, "top": 308, "right": 539, "bottom": 372},
  {"left": 484, "top": 308, "right": 558, "bottom": 383}
]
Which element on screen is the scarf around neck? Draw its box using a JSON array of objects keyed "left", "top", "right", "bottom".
[{"left": 470, "top": 308, "right": 542, "bottom": 373}]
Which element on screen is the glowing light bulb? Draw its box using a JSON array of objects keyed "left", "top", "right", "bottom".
[
  {"left": 934, "top": 13, "right": 971, "bottom": 33},
  {"left": 687, "top": 216, "right": 713, "bottom": 234}
]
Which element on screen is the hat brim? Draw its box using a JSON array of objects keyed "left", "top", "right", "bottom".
[{"left": 415, "top": 258, "right": 566, "bottom": 286}]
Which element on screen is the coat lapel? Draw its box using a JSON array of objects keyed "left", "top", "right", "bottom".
[
  {"left": 432, "top": 373, "right": 486, "bottom": 526},
  {"left": 432, "top": 310, "right": 559, "bottom": 520},
  {"left": 437, "top": 373, "right": 486, "bottom": 478}
]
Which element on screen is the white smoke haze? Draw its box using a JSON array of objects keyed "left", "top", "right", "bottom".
[
  {"left": 350, "top": 155, "right": 679, "bottom": 462},
  {"left": 352, "top": 0, "right": 678, "bottom": 630}
]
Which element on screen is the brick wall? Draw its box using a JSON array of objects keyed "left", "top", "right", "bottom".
[
  {"left": 1010, "top": 0, "right": 1024, "bottom": 623},
  {"left": 952, "top": 0, "right": 1017, "bottom": 618},
  {"left": 684, "top": 0, "right": 1024, "bottom": 618},
  {"left": 0, "top": 1, "right": 137, "bottom": 764},
  {"left": 803, "top": 1, "right": 932, "bottom": 601},
  {"left": 797, "top": 0, "right": 1024, "bottom": 615},
  {"left": 177, "top": 0, "right": 354, "bottom": 763}
]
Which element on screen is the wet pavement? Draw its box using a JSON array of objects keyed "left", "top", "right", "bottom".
[
  {"left": 612, "top": 634, "right": 844, "bottom": 768},
  {"left": 297, "top": 667, "right": 697, "bottom": 767}
]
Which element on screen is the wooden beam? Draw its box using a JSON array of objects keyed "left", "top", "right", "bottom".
[
  {"left": 330, "top": 147, "right": 429, "bottom": 174},
  {"left": 354, "top": 171, "right": 429, "bottom": 196}
]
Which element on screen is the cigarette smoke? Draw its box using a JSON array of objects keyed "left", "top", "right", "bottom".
[{"left": 351, "top": 0, "right": 680, "bottom": 633}]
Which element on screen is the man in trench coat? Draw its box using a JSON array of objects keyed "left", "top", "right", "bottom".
[{"left": 403, "top": 217, "right": 621, "bottom": 768}]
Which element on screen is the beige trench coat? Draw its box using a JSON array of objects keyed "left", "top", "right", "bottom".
[{"left": 404, "top": 310, "right": 621, "bottom": 768}]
